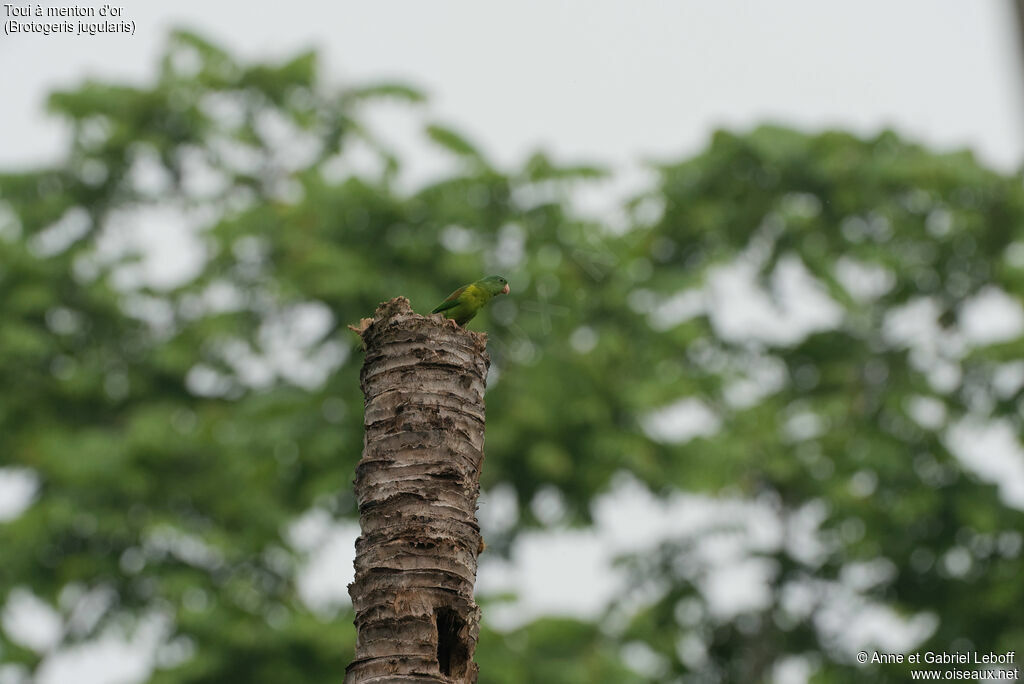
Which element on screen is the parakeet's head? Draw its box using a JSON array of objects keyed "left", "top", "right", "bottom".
[{"left": 479, "top": 275, "right": 510, "bottom": 296}]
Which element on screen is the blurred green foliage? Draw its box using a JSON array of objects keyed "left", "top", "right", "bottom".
[{"left": 1, "top": 29, "right": 1023, "bottom": 683}]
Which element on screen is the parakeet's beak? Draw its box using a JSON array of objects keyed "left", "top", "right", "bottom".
[{"left": 502, "top": 284, "right": 510, "bottom": 294}]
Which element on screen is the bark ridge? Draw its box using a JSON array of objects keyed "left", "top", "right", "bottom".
[{"left": 346, "top": 297, "right": 489, "bottom": 684}]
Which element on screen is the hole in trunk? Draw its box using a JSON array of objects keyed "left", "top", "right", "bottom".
[{"left": 435, "top": 607, "right": 468, "bottom": 678}]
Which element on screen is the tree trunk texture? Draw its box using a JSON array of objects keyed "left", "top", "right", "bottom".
[{"left": 345, "top": 297, "right": 489, "bottom": 684}]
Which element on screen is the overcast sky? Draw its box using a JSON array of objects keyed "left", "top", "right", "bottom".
[{"left": 2, "top": 1, "right": 1023, "bottom": 177}]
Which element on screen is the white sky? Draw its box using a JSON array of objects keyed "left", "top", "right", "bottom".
[
  {"left": 2, "top": 1, "right": 1023, "bottom": 174},
  {"left": 3, "top": 3, "right": 1024, "bottom": 683}
]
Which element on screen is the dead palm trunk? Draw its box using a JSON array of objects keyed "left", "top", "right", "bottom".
[{"left": 345, "top": 297, "right": 489, "bottom": 684}]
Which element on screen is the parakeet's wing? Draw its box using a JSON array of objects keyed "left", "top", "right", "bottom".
[{"left": 431, "top": 285, "right": 468, "bottom": 313}]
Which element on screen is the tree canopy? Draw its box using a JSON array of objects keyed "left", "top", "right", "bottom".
[{"left": 1, "top": 29, "right": 1023, "bottom": 683}]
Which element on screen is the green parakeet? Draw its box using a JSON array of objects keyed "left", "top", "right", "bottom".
[{"left": 431, "top": 275, "right": 510, "bottom": 326}]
